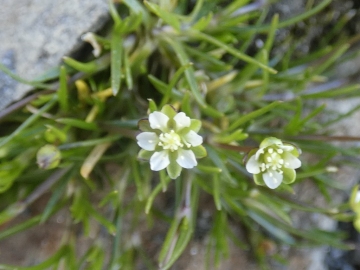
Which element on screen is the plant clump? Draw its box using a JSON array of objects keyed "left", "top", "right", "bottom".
[{"left": 0, "top": 0, "right": 360, "bottom": 269}]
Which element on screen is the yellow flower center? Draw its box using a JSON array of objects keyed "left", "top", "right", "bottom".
[
  {"left": 158, "top": 130, "right": 183, "bottom": 152},
  {"left": 260, "top": 148, "right": 284, "bottom": 172}
]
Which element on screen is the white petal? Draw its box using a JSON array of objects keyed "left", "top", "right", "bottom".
[
  {"left": 263, "top": 170, "right": 283, "bottom": 189},
  {"left": 279, "top": 145, "right": 294, "bottom": 151},
  {"left": 176, "top": 149, "right": 197, "bottom": 169},
  {"left": 283, "top": 152, "right": 301, "bottom": 169},
  {"left": 184, "top": 131, "right": 203, "bottom": 147},
  {"left": 255, "top": 147, "right": 265, "bottom": 160},
  {"left": 173, "top": 112, "right": 191, "bottom": 130},
  {"left": 149, "top": 112, "right": 169, "bottom": 131},
  {"left": 136, "top": 132, "right": 159, "bottom": 151},
  {"left": 150, "top": 151, "right": 170, "bottom": 171},
  {"left": 246, "top": 155, "right": 261, "bottom": 174},
  {"left": 355, "top": 191, "right": 360, "bottom": 203}
]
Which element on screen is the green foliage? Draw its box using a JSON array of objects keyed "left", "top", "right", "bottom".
[{"left": 1, "top": 0, "right": 360, "bottom": 268}]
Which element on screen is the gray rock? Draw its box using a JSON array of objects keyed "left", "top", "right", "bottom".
[{"left": 0, "top": 0, "right": 109, "bottom": 110}]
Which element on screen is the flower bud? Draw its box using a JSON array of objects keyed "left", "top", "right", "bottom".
[
  {"left": 36, "top": 145, "right": 61, "bottom": 170},
  {"left": 44, "top": 125, "right": 67, "bottom": 143}
]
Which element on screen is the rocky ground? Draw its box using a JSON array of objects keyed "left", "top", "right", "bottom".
[{"left": 0, "top": 0, "right": 109, "bottom": 110}]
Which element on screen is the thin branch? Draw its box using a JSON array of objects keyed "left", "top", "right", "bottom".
[
  {"left": 0, "top": 90, "right": 53, "bottom": 121},
  {"left": 290, "top": 135, "right": 360, "bottom": 142},
  {"left": 23, "top": 166, "right": 72, "bottom": 206}
]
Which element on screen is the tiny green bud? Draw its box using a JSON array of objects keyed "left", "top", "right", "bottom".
[
  {"left": 36, "top": 145, "right": 61, "bottom": 170},
  {"left": 44, "top": 125, "right": 67, "bottom": 143}
]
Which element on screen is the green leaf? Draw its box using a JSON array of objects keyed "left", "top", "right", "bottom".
[
  {"left": 161, "top": 218, "right": 193, "bottom": 270},
  {"left": 190, "top": 31, "right": 277, "bottom": 74},
  {"left": 253, "top": 173, "right": 265, "bottom": 186},
  {"left": 301, "top": 84, "right": 360, "bottom": 99},
  {"left": 192, "top": 12, "right": 213, "bottom": 31},
  {"left": 138, "top": 119, "right": 152, "bottom": 132},
  {"left": 58, "top": 135, "right": 121, "bottom": 150},
  {"left": 98, "top": 190, "right": 119, "bottom": 208},
  {"left": 0, "top": 150, "right": 33, "bottom": 193},
  {"left": 15, "top": 246, "right": 70, "bottom": 270},
  {"left": 80, "top": 246, "right": 105, "bottom": 270},
  {"left": 282, "top": 168, "right": 296, "bottom": 184},
  {"left": 228, "top": 101, "right": 282, "bottom": 131},
  {"left": 147, "top": 99, "right": 158, "bottom": 112},
  {"left": 148, "top": 74, "right": 167, "bottom": 94},
  {"left": 207, "top": 147, "right": 236, "bottom": 185},
  {"left": 0, "top": 214, "right": 41, "bottom": 241},
  {"left": 163, "top": 38, "right": 205, "bottom": 106},
  {"left": 190, "top": 119, "right": 201, "bottom": 132},
  {"left": 122, "top": 0, "right": 149, "bottom": 23},
  {"left": 252, "top": 195, "right": 292, "bottom": 225},
  {"left": 230, "top": 0, "right": 331, "bottom": 33},
  {"left": 56, "top": 118, "right": 98, "bottom": 131},
  {"left": 89, "top": 207, "right": 116, "bottom": 235},
  {"left": 33, "top": 66, "right": 61, "bottom": 82},
  {"left": 131, "top": 158, "right": 145, "bottom": 201},
  {"left": 119, "top": 13, "right": 143, "bottom": 34},
  {"left": 310, "top": 44, "right": 349, "bottom": 76},
  {"left": 145, "top": 176, "right": 172, "bottom": 214},
  {"left": 144, "top": 1, "right": 181, "bottom": 31},
  {"left": 44, "top": 124, "right": 67, "bottom": 143},
  {"left": 248, "top": 211, "right": 296, "bottom": 245},
  {"left": 355, "top": 218, "right": 360, "bottom": 232},
  {"left": 191, "top": 145, "right": 207, "bottom": 159},
  {"left": 184, "top": 45, "right": 231, "bottom": 71},
  {"left": 221, "top": 0, "right": 251, "bottom": 17},
  {"left": 0, "top": 96, "right": 57, "bottom": 148},
  {"left": 123, "top": 49, "right": 133, "bottom": 90},
  {"left": 111, "top": 26, "right": 123, "bottom": 96},
  {"left": 109, "top": 0, "right": 122, "bottom": 26},
  {"left": 350, "top": 185, "right": 360, "bottom": 211},
  {"left": 63, "top": 56, "right": 98, "bottom": 73},
  {"left": 0, "top": 63, "right": 51, "bottom": 89},
  {"left": 158, "top": 217, "right": 182, "bottom": 263},
  {"left": 57, "top": 66, "right": 69, "bottom": 111},
  {"left": 264, "top": 14, "right": 279, "bottom": 52},
  {"left": 215, "top": 129, "right": 248, "bottom": 144},
  {"left": 210, "top": 211, "right": 230, "bottom": 266},
  {"left": 161, "top": 62, "right": 193, "bottom": 107},
  {"left": 41, "top": 176, "right": 70, "bottom": 223},
  {"left": 259, "top": 49, "right": 269, "bottom": 97},
  {"left": 196, "top": 164, "right": 222, "bottom": 174},
  {"left": 167, "top": 161, "right": 182, "bottom": 179},
  {"left": 163, "top": 38, "right": 223, "bottom": 118},
  {"left": 213, "top": 174, "right": 221, "bottom": 210},
  {"left": 161, "top": 104, "right": 177, "bottom": 118},
  {"left": 0, "top": 203, "right": 26, "bottom": 226},
  {"left": 160, "top": 179, "right": 199, "bottom": 269},
  {"left": 181, "top": 91, "right": 192, "bottom": 117}
]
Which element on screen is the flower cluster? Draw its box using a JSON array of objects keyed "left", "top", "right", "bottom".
[
  {"left": 136, "top": 105, "right": 206, "bottom": 179},
  {"left": 245, "top": 137, "right": 301, "bottom": 189}
]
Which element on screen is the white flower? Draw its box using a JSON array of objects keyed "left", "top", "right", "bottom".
[
  {"left": 136, "top": 105, "right": 207, "bottom": 179},
  {"left": 356, "top": 191, "right": 360, "bottom": 204},
  {"left": 245, "top": 137, "right": 301, "bottom": 189}
]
